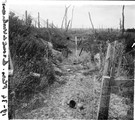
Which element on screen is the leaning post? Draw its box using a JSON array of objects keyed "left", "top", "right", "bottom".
[{"left": 97, "top": 41, "right": 115, "bottom": 120}]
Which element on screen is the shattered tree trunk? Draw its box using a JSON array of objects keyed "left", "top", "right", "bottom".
[
  {"left": 88, "top": 12, "right": 95, "bottom": 32},
  {"left": 97, "top": 42, "right": 116, "bottom": 120},
  {"left": 66, "top": 20, "right": 71, "bottom": 31},
  {"left": 88, "top": 11, "right": 96, "bottom": 36},
  {"left": 61, "top": 5, "right": 70, "bottom": 30},
  {"left": 70, "top": 6, "right": 74, "bottom": 29}
]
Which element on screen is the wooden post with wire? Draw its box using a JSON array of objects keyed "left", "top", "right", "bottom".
[
  {"left": 97, "top": 41, "right": 116, "bottom": 120},
  {"left": 75, "top": 36, "right": 78, "bottom": 61},
  {"left": 35, "top": 21, "right": 37, "bottom": 28},
  {"left": 110, "top": 41, "right": 117, "bottom": 77},
  {"left": 25, "top": 10, "right": 27, "bottom": 25},
  {"left": 38, "top": 12, "right": 40, "bottom": 28},
  {"left": 116, "top": 43, "right": 123, "bottom": 77},
  {"left": 122, "top": 5, "right": 125, "bottom": 35},
  {"left": 52, "top": 22, "right": 53, "bottom": 28},
  {"left": 47, "top": 19, "right": 48, "bottom": 28},
  {"left": 44, "top": 20, "right": 46, "bottom": 28}
]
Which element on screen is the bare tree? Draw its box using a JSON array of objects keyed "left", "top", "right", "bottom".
[
  {"left": 88, "top": 12, "right": 95, "bottom": 33},
  {"left": 70, "top": 6, "right": 75, "bottom": 29},
  {"left": 61, "top": 5, "right": 70, "bottom": 29},
  {"left": 119, "top": 18, "right": 122, "bottom": 30},
  {"left": 66, "top": 20, "right": 71, "bottom": 31}
]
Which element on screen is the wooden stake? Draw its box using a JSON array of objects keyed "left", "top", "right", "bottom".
[
  {"left": 44, "top": 20, "right": 46, "bottom": 28},
  {"left": 119, "top": 18, "right": 122, "bottom": 31},
  {"left": 97, "top": 42, "right": 112, "bottom": 120},
  {"left": 35, "top": 20, "right": 37, "bottom": 27},
  {"left": 116, "top": 43, "right": 123, "bottom": 77},
  {"left": 75, "top": 36, "right": 78, "bottom": 60},
  {"left": 52, "top": 22, "right": 53, "bottom": 28},
  {"left": 110, "top": 41, "right": 117, "bottom": 77},
  {"left": 92, "top": 75, "right": 96, "bottom": 119},
  {"left": 25, "top": 10, "right": 27, "bottom": 25},
  {"left": 122, "top": 5, "right": 125, "bottom": 35},
  {"left": 47, "top": 19, "right": 48, "bottom": 28},
  {"left": 99, "top": 44, "right": 102, "bottom": 70},
  {"left": 38, "top": 12, "right": 40, "bottom": 28}
]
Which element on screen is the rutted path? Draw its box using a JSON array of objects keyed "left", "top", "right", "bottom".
[
  {"left": 16, "top": 50, "right": 130, "bottom": 120},
  {"left": 16, "top": 50, "right": 101, "bottom": 119}
]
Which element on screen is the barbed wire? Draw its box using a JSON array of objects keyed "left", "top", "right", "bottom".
[{"left": 9, "top": 9, "right": 57, "bottom": 29}]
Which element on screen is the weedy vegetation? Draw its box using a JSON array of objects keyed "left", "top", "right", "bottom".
[{"left": 8, "top": 11, "right": 134, "bottom": 120}]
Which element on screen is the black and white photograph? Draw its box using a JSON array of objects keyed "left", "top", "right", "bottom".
[{"left": 0, "top": 0, "right": 135, "bottom": 120}]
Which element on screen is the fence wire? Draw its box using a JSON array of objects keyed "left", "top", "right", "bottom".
[{"left": 9, "top": 9, "right": 57, "bottom": 29}]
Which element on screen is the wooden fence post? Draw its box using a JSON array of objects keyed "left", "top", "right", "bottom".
[
  {"left": 38, "top": 12, "right": 40, "bottom": 28},
  {"left": 122, "top": 5, "right": 125, "bottom": 35},
  {"left": 52, "top": 22, "right": 53, "bottom": 28},
  {"left": 25, "top": 10, "right": 27, "bottom": 25},
  {"left": 35, "top": 21, "right": 37, "bottom": 28},
  {"left": 75, "top": 36, "right": 78, "bottom": 61},
  {"left": 47, "top": 19, "right": 48, "bottom": 28},
  {"left": 110, "top": 41, "right": 117, "bottom": 77},
  {"left": 91, "top": 44, "right": 94, "bottom": 63},
  {"left": 97, "top": 42, "right": 113, "bottom": 120},
  {"left": 116, "top": 43, "right": 123, "bottom": 77},
  {"left": 99, "top": 43, "right": 102, "bottom": 70}
]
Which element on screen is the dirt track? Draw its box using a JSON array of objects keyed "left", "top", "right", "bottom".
[
  {"left": 15, "top": 50, "right": 100, "bottom": 119},
  {"left": 15, "top": 50, "right": 130, "bottom": 120}
]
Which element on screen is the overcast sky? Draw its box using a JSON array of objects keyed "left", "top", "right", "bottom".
[{"left": 9, "top": 1, "right": 135, "bottom": 29}]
